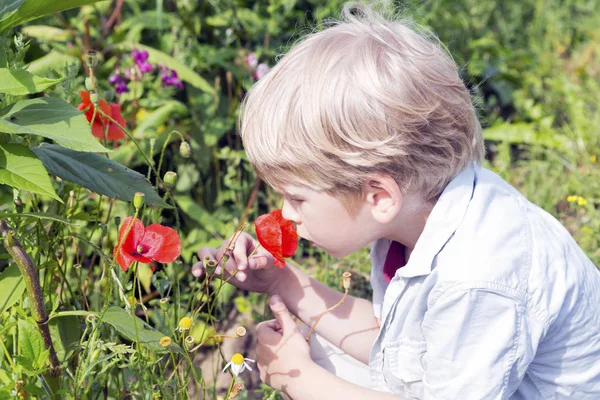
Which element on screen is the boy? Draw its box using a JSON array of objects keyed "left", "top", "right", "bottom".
[{"left": 193, "top": 3, "right": 600, "bottom": 399}]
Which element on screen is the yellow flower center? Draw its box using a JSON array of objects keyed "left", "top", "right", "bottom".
[
  {"left": 231, "top": 353, "right": 244, "bottom": 365},
  {"left": 159, "top": 336, "right": 172, "bottom": 348},
  {"left": 136, "top": 244, "right": 144, "bottom": 253},
  {"left": 179, "top": 317, "right": 193, "bottom": 330}
]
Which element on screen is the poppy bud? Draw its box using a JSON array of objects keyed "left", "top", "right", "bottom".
[
  {"left": 163, "top": 171, "right": 178, "bottom": 190},
  {"left": 133, "top": 192, "right": 145, "bottom": 209},
  {"left": 222, "top": 254, "right": 230, "bottom": 264},
  {"left": 184, "top": 335, "right": 195, "bottom": 349},
  {"left": 159, "top": 297, "right": 169, "bottom": 310},
  {"left": 84, "top": 77, "right": 98, "bottom": 92},
  {"left": 179, "top": 141, "right": 191, "bottom": 158},
  {"left": 85, "top": 50, "right": 98, "bottom": 68},
  {"left": 90, "top": 92, "right": 100, "bottom": 105},
  {"left": 114, "top": 216, "right": 121, "bottom": 226},
  {"left": 342, "top": 271, "right": 352, "bottom": 290}
]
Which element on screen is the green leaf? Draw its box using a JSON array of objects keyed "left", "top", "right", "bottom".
[
  {"left": 18, "top": 318, "right": 45, "bottom": 368},
  {"left": 27, "top": 50, "right": 79, "bottom": 77},
  {"left": 0, "top": 68, "right": 63, "bottom": 95},
  {"left": 0, "top": 263, "right": 25, "bottom": 315},
  {"left": 117, "top": 43, "right": 215, "bottom": 94},
  {"left": 20, "top": 25, "right": 72, "bottom": 41},
  {"left": 101, "top": 306, "right": 183, "bottom": 354},
  {"left": 0, "top": 0, "right": 106, "bottom": 32},
  {"left": 0, "top": 0, "right": 24, "bottom": 22},
  {"left": 48, "top": 316, "right": 81, "bottom": 362},
  {"left": 0, "top": 143, "right": 61, "bottom": 201},
  {"left": 0, "top": 97, "right": 109, "bottom": 153},
  {"left": 0, "top": 211, "right": 74, "bottom": 225},
  {"left": 189, "top": 320, "right": 219, "bottom": 347},
  {"left": 31, "top": 144, "right": 171, "bottom": 208},
  {"left": 119, "top": 10, "right": 181, "bottom": 31},
  {"left": 483, "top": 122, "right": 571, "bottom": 151},
  {"left": 133, "top": 102, "right": 187, "bottom": 137}
]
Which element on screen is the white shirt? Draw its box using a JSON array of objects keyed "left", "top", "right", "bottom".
[{"left": 369, "top": 164, "right": 600, "bottom": 399}]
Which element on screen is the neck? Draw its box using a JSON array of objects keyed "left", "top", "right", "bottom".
[{"left": 385, "top": 193, "right": 433, "bottom": 253}]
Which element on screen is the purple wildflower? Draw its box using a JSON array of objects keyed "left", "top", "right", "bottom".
[
  {"left": 160, "top": 67, "right": 183, "bottom": 90},
  {"left": 138, "top": 61, "right": 153, "bottom": 73},
  {"left": 115, "top": 81, "right": 129, "bottom": 94},
  {"left": 246, "top": 53, "right": 258, "bottom": 70},
  {"left": 132, "top": 49, "right": 149, "bottom": 65}
]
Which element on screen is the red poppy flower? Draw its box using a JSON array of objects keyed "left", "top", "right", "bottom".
[
  {"left": 254, "top": 209, "right": 298, "bottom": 268},
  {"left": 113, "top": 216, "right": 181, "bottom": 271},
  {"left": 77, "top": 91, "right": 127, "bottom": 140}
]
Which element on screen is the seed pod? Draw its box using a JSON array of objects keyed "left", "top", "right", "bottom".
[
  {"left": 90, "top": 92, "right": 100, "bottom": 104},
  {"left": 86, "top": 50, "right": 98, "bottom": 68},
  {"left": 236, "top": 327, "right": 247, "bottom": 337},
  {"left": 133, "top": 192, "right": 145, "bottom": 209},
  {"left": 342, "top": 271, "right": 352, "bottom": 290},
  {"left": 163, "top": 171, "right": 178, "bottom": 190}
]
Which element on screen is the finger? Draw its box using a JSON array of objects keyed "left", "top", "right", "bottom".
[
  {"left": 269, "top": 295, "right": 296, "bottom": 335},
  {"left": 248, "top": 252, "right": 275, "bottom": 270},
  {"left": 191, "top": 261, "right": 204, "bottom": 278},
  {"left": 231, "top": 233, "right": 255, "bottom": 271},
  {"left": 193, "top": 248, "right": 219, "bottom": 278}
]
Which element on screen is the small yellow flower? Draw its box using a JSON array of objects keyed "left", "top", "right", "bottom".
[
  {"left": 223, "top": 353, "right": 255, "bottom": 376},
  {"left": 178, "top": 317, "right": 193, "bottom": 332},
  {"left": 160, "top": 336, "right": 172, "bottom": 348},
  {"left": 591, "top": 155, "right": 597, "bottom": 164},
  {"left": 577, "top": 197, "right": 588, "bottom": 206},
  {"left": 567, "top": 195, "right": 577, "bottom": 203},
  {"left": 582, "top": 226, "right": 593, "bottom": 235}
]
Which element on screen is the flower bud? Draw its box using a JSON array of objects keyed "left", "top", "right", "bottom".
[
  {"left": 221, "top": 254, "right": 230, "bottom": 264},
  {"left": 114, "top": 216, "right": 121, "bottom": 226},
  {"left": 342, "top": 271, "right": 352, "bottom": 290},
  {"left": 179, "top": 141, "right": 191, "bottom": 158},
  {"left": 85, "top": 50, "right": 98, "bottom": 68},
  {"left": 90, "top": 92, "right": 100, "bottom": 104},
  {"left": 159, "top": 297, "right": 169, "bottom": 310},
  {"left": 230, "top": 382, "right": 245, "bottom": 398},
  {"left": 84, "top": 77, "right": 98, "bottom": 92},
  {"left": 163, "top": 171, "right": 178, "bottom": 190},
  {"left": 133, "top": 192, "right": 145, "bottom": 209},
  {"left": 159, "top": 336, "right": 172, "bottom": 348},
  {"left": 178, "top": 317, "right": 193, "bottom": 331}
]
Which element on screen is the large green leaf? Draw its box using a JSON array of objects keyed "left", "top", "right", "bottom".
[
  {"left": 0, "top": 0, "right": 24, "bottom": 22},
  {"left": 0, "top": 0, "right": 106, "bottom": 32},
  {"left": 117, "top": 43, "right": 215, "bottom": 94},
  {"left": 31, "top": 144, "right": 171, "bottom": 208},
  {"left": 20, "top": 25, "right": 72, "bottom": 41},
  {"left": 0, "top": 68, "right": 63, "bottom": 95},
  {"left": 0, "top": 211, "right": 74, "bottom": 225},
  {"left": 0, "top": 97, "right": 109, "bottom": 153},
  {"left": 0, "top": 143, "right": 61, "bottom": 201},
  {"left": 27, "top": 51, "right": 80, "bottom": 77},
  {"left": 17, "top": 319, "right": 49, "bottom": 373},
  {"left": 101, "top": 306, "right": 183, "bottom": 354},
  {"left": 48, "top": 316, "right": 80, "bottom": 362},
  {"left": 0, "top": 263, "right": 25, "bottom": 315}
]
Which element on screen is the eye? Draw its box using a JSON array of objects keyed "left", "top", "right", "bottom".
[{"left": 289, "top": 197, "right": 304, "bottom": 206}]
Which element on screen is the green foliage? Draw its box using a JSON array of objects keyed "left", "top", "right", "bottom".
[{"left": 0, "top": 0, "right": 598, "bottom": 398}]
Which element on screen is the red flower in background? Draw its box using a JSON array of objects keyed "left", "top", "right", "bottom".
[
  {"left": 77, "top": 91, "right": 127, "bottom": 140},
  {"left": 254, "top": 210, "right": 298, "bottom": 268},
  {"left": 114, "top": 217, "right": 181, "bottom": 271}
]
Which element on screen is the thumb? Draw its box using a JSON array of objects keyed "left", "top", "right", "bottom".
[{"left": 269, "top": 295, "right": 296, "bottom": 335}]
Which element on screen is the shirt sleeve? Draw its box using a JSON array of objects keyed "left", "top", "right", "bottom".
[{"left": 421, "top": 287, "right": 537, "bottom": 400}]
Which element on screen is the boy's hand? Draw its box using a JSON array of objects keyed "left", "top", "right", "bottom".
[
  {"left": 256, "top": 295, "right": 313, "bottom": 391},
  {"left": 192, "top": 232, "right": 285, "bottom": 294}
]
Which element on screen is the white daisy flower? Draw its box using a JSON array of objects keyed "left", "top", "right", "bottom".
[{"left": 223, "top": 353, "right": 255, "bottom": 376}]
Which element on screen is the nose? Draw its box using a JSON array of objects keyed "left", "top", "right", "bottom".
[{"left": 281, "top": 199, "right": 300, "bottom": 224}]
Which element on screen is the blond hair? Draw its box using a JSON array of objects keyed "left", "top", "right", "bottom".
[{"left": 239, "top": 2, "right": 484, "bottom": 207}]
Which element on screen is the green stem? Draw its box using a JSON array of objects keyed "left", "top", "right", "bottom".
[{"left": 0, "top": 221, "right": 60, "bottom": 375}]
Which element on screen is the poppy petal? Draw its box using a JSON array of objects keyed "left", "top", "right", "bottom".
[
  {"left": 91, "top": 123, "right": 107, "bottom": 139},
  {"left": 140, "top": 224, "right": 181, "bottom": 263},
  {"left": 113, "top": 217, "right": 145, "bottom": 271},
  {"left": 272, "top": 210, "right": 298, "bottom": 258},
  {"left": 255, "top": 212, "right": 284, "bottom": 268}
]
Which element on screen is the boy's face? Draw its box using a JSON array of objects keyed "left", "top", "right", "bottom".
[{"left": 279, "top": 184, "right": 380, "bottom": 258}]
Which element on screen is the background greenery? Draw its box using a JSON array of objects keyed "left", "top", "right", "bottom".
[{"left": 0, "top": 0, "right": 598, "bottom": 398}]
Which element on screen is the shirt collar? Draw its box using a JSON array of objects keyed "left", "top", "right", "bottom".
[{"left": 394, "top": 163, "right": 477, "bottom": 279}]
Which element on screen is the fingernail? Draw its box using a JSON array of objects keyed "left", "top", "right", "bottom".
[
  {"left": 270, "top": 295, "right": 281, "bottom": 306},
  {"left": 237, "top": 272, "right": 246, "bottom": 281},
  {"left": 192, "top": 268, "right": 202, "bottom": 278}
]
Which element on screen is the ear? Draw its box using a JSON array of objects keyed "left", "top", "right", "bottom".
[{"left": 363, "top": 175, "right": 402, "bottom": 224}]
